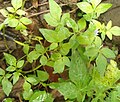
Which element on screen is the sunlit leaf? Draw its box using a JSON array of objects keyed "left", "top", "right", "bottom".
[
  {"left": 2, "top": 78, "right": 13, "bottom": 96},
  {"left": 77, "top": 2, "right": 93, "bottom": 13},
  {"left": 20, "top": 17, "right": 32, "bottom": 25},
  {"left": 95, "top": 3, "right": 112, "bottom": 14},
  {"left": 4, "top": 53, "right": 16, "bottom": 66},
  {"left": 49, "top": 0, "right": 62, "bottom": 21},
  {"left": 13, "top": 72, "right": 20, "bottom": 85},
  {"left": 11, "top": 0, "right": 22, "bottom": 10}
]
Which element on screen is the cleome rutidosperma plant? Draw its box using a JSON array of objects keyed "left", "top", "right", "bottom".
[{"left": 1, "top": 0, "right": 120, "bottom": 102}]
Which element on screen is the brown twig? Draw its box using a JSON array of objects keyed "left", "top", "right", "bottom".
[
  {"left": 25, "top": 2, "right": 49, "bottom": 12},
  {"left": 27, "top": 10, "right": 50, "bottom": 18}
]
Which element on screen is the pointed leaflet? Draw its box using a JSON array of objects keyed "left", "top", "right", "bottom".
[
  {"left": 101, "top": 48, "right": 115, "bottom": 59},
  {"left": 4, "top": 53, "right": 16, "bottom": 66},
  {"left": 2, "top": 78, "right": 13, "bottom": 96},
  {"left": 44, "top": 13, "right": 59, "bottom": 27},
  {"left": 90, "top": 0, "right": 102, "bottom": 7},
  {"left": 110, "top": 26, "right": 120, "bottom": 36},
  {"left": 39, "top": 29, "right": 57, "bottom": 43},
  {"left": 77, "top": 2, "right": 93, "bottom": 13},
  {"left": 49, "top": 0, "right": 62, "bottom": 21},
  {"left": 96, "top": 54, "right": 107, "bottom": 76},
  {"left": 95, "top": 3, "right": 112, "bottom": 14}
]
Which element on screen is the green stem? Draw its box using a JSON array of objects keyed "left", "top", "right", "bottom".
[{"left": 22, "top": 64, "right": 42, "bottom": 74}]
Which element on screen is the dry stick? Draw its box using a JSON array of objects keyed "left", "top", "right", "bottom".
[
  {"left": 27, "top": 10, "right": 50, "bottom": 18},
  {"left": 25, "top": 2, "right": 49, "bottom": 12},
  {"left": 27, "top": 7, "right": 78, "bottom": 18}
]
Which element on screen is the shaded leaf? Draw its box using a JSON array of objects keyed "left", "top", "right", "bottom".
[
  {"left": 96, "top": 54, "right": 107, "bottom": 76},
  {"left": 37, "top": 70, "right": 49, "bottom": 82},
  {"left": 101, "top": 48, "right": 115, "bottom": 59},
  {"left": 0, "top": 68, "right": 5, "bottom": 76},
  {"left": 57, "top": 82, "right": 77, "bottom": 100}
]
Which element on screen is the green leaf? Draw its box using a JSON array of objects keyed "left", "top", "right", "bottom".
[
  {"left": 0, "top": 9, "right": 8, "bottom": 17},
  {"left": 17, "top": 60, "right": 24, "bottom": 68},
  {"left": 40, "top": 55, "right": 47, "bottom": 65},
  {"left": 37, "top": 70, "right": 49, "bottom": 82},
  {"left": 77, "top": 34, "right": 94, "bottom": 45},
  {"left": 49, "top": 0, "right": 62, "bottom": 21},
  {"left": 16, "top": 9, "right": 26, "bottom": 15},
  {"left": 66, "top": 18, "right": 78, "bottom": 32},
  {"left": 44, "top": 94, "right": 54, "bottom": 102},
  {"left": 20, "top": 17, "right": 32, "bottom": 25},
  {"left": 106, "top": 31, "right": 112, "bottom": 40},
  {"left": 8, "top": 18, "right": 19, "bottom": 27},
  {"left": 49, "top": 43, "right": 58, "bottom": 50},
  {"left": 53, "top": 57, "right": 66, "bottom": 73},
  {"left": 3, "top": 98, "right": 13, "bottom": 102},
  {"left": 23, "top": 89, "right": 33, "bottom": 100},
  {"left": 106, "top": 20, "right": 112, "bottom": 30},
  {"left": 57, "top": 82, "right": 77, "bottom": 100},
  {"left": 77, "top": 2, "right": 93, "bottom": 13},
  {"left": 84, "top": 47, "right": 99, "bottom": 58},
  {"left": 51, "top": 52, "right": 61, "bottom": 61},
  {"left": 90, "top": 0, "right": 102, "bottom": 7},
  {"left": 35, "top": 44, "right": 45, "bottom": 54},
  {"left": 26, "top": 76, "right": 38, "bottom": 85},
  {"left": 23, "top": 81, "right": 31, "bottom": 91},
  {"left": 59, "top": 43, "right": 70, "bottom": 55},
  {"left": 110, "top": 26, "right": 120, "bottom": 36},
  {"left": 29, "top": 91, "right": 47, "bottom": 102},
  {"left": 61, "top": 13, "right": 70, "bottom": 25},
  {"left": 0, "top": 68, "right": 5, "bottom": 76},
  {"left": 27, "top": 50, "right": 40, "bottom": 63},
  {"left": 39, "top": 29, "right": 57, "bottom": 43},
  {"left": 95, "top": 3, "right": 112, "bottom": 14},
  {"left": 96, "top": 54, "right": 107, "bottom": 76},
  {"left": 5, "top": 74, "right": 12, "bottom": 79},
  {"left": 0, "top": 23, "right": 5, "bottom": 30},
  {"left": 57, "top": 26, "right": 72, "bottom": 42},
  {"left": 11, "top": 0, "right": 22, "bottom": 10},
  {"left": 6, "top": 66, "right": 16, "bottom": 72},
  {"left": 15, "top": 22, "right": 27, "bottom": 30},
  {"left": 77, "top": 18, "right": 86, "bottom": 31},
  {"left": 44, "top": 13, "right": 59, "bottom": 27},
  {"left": 69, "top": 50, "right": 89, "bottom": 86},
  {"left": 23, "top": 44, "right": 29, "bottom": 55},
  {"left": 94, "top": 36, "right": 102, "bottom": 47},
  {"left": 13, "top": 72, "right": 20, "bottom": 85},
  {"left": 6, "top": 7, "right": 15, "bottom": 13},
  {"left": 4, "top": 53, "right": 16, "bottom": 66},
  {"left": 2, "top": 78, "right": 13, "bottom": 96},
  {"left": 101, "top": 48, "right": 115, "bottom": 59}
]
